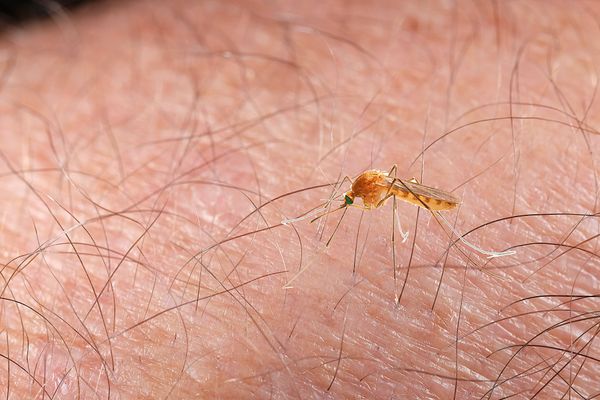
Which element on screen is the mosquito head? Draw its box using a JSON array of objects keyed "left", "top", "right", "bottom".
[{"left": 343, "top": 191, "right": 354, "bottom": 206}]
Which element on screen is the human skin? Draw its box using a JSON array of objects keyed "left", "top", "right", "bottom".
[{"left": 1, "top": 0, "right": 600, "bottom": 398}]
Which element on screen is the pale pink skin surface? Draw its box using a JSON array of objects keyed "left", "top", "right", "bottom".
[{"left": 1, "top": 0, "right": 599, "bottom": 398}]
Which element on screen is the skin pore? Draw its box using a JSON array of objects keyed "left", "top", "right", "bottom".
[{"left": 1, "top": 0, "right": 600, "bottom": 398}]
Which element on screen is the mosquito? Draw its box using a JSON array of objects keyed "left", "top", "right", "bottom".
[{"left": 282, "top": 165, "right": 515, "bottom": 289}]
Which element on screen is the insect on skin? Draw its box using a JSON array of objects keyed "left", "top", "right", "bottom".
[
  {"left": 282, "top": 164, "right": 514, "bottom": 296},
  {"left": 285, "top": 163, "right": 514, "bottom": 253},
  {"left": 342, "top": 165, "right": 460, "bottom": 212}
]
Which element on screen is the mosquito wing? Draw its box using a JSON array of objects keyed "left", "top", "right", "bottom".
[{"left": 380, "top": 176, "right": 460, "bottom": 207}]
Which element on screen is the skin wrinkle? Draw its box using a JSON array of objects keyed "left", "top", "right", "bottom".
[{"left": 0, "top": 0, "right": 599, "bottom": 399}]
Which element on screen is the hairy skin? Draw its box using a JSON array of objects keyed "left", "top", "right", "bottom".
[{"left": 1, "top": 0, "right": 600, "bottom": 398}]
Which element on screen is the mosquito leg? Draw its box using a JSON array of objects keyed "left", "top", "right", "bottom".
[
  {"left": 389, "top": 165, "right": 403, "bottom": 285},
  {"left": 433, "top": 211, "right": 515, "bottom": 258},
  {"left": 353, "top": 209, "right": 365, "bottom": 274},
  {"left": 378, "top": 159, "right": 401, "bottom": 206},
  {"left": 383, "top": 164, "right": 399, "bottom": 199},
  {"left": 395, "top": 196, "right": 409, "bottom": 243},
  {"left": 392, "top": 195, "right": 398, "bottom": 285},
  {"left": 325, "top": 206, "right": 348, "bottom": 247},
  {"left": 375, "top": 193, "right": 393, "bottom": 208},
  {"left": 378, "top": 166, "right": 410, "bottom": 236},
  {"left": 325, "top": 175, "right": 353, "bottom": 202},
  {"left": 333, "top": 175, "right": 353, "bottom": 198},
  {"left": 384, "top": 163, "right": 412, "bottom": 203},
  {"left": 391, "top": 194, "right": 410, "bottom": 304}
]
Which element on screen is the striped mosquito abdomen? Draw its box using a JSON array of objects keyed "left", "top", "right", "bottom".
[{"left": 392, "top": 188, "right": 458, "bottom": 211}]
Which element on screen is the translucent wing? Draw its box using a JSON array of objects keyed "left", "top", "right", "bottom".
[{"left": 380, "top": 176, "right": 460, "bottom": 206}]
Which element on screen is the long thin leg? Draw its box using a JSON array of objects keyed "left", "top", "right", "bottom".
[
  {"left": 390, "top": 194, "right": 411, "bottom": 304},
  {"left": 397, "top": 206, "right": 420, "bottom": 306},
  {"left": 386, "top": 165, "right": 409, "bottom": 242},
  {"left": 377, "top": 163, "right": 400, "bottom": 207},
  {"left": 375, "top": 192, "right": 393, "bottom": 208},
  {"left": 389, "top": 169, "right": 431, "bottom": 211},
  {"left": 433, "top": 211, "right": 515, "bottom": 258},
  {"left": 353, "top": 209, "right": 365, "bottom": 274},
  {"left": 395, "top": 196, "right": 409, "bottom": 243},
  {"left": 392, "top": 195, "right": 398, "bottom": 284},
  {"left": 339, "top": 175, "right": 353, "bottom": 189},
  {"left": 386, "top": 165, "right": 412, "bottom": 305},
  {"left": 325, "top": 206, "right": 348, "bottom": 247},
  {"left": 382, "top": 164, "right": 399, "bottom": 199}
]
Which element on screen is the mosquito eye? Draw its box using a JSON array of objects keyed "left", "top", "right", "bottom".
[{"left": 344, "top": 195, "right": 353, "bottom": 205}]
